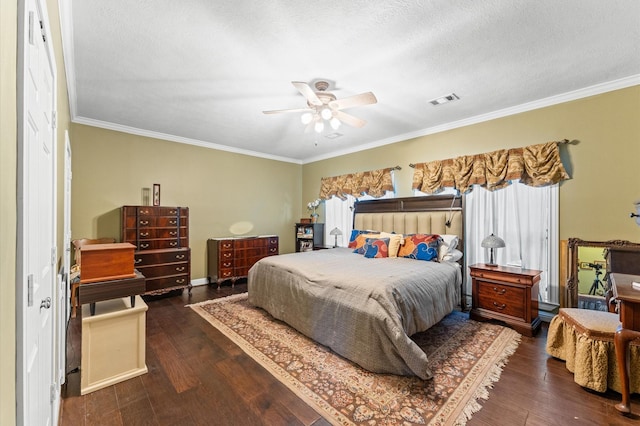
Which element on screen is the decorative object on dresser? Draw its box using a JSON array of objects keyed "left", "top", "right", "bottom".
[
  {"left": 121, "top": 206, "right": 191, "bottom": 295},
  {"left": 295, "top": 223, "right": 324, "bottom": 252},
  {"left": 207, "top": 235, "right": 279, "bottom": 288},
  {"left": 469, "top": 263, "right": 542, "bottom": 337}
]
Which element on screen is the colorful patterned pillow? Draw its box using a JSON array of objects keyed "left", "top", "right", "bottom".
[
  {"left": 351, "top": 234, "right": 381, "bottom": 253},
  {"left": 362, "top": 237, "right": 391, "bottom": 258},
  {"left": 398, "top": 234, "right": 440, "bottom": 261},
  {"left": 348, "top": 230, "right": 379, "bottom": 248}
]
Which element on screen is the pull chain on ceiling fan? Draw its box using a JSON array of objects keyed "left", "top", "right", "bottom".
[{"left": 263, "top": 80, "right": 377, "bottom": 133}]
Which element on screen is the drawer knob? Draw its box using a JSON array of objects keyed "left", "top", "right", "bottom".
[
  {"left": 139, "top": 220, "right": 149, "bottom": 225},
  {"left": 170, "top": 210, "right": 177, "bottom": 214},
  {"left": 140, "top": 243, "right": 149, "bottom": 249},
  {"left": 169, "top": 241, "right": 178, "bottom": 247},
  {"left": 492, "top": 287, "right": 506, "bottom": 295},
  {"left": 169, "top": 220, "right": 177, "bottom": 225},
  {"left": 176, "top": 278, "right": 185, "bottom": 284},
  {"left": 176, "top": 254, "right": 185, "bottom": 260},
  {"left": 135, "top": 258, "right": 142, "bottom": 264},
  {"left": 176, "top": 266, "right": 185, "bottom": 272},
  {"left": 493, "top": 302, "right": 507, "bottom": 310},
  {"left": 140, "top": 232, "right": 149, "bottom": 237}
]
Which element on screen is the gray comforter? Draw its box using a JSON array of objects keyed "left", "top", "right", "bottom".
[{"left": 247, "top": 248, "right": 461, "bottom": 379}]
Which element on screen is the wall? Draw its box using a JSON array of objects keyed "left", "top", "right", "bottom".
[
  {"left": 0, "top": 1, "right": 18, "bottom": 424},
  {"left": 303, "top": 86, "right": 640, "bottom": 245},
  {"left": 70, "top": 124, "right": 302, "bottom": 282}
]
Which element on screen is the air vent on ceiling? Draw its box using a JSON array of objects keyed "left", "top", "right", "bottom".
[{"left": 428, "top": 93, "right": 459, "bottom": 106}]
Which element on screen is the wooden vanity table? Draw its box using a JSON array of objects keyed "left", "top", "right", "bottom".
[{"left": 610, "top": 272, "right": 640, "bottom": 414}]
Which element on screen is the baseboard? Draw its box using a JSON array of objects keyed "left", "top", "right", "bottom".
[{"left": 190, "top": 277, "right": 209, "bottom": 287}]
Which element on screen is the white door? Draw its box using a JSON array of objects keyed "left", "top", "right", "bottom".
[{"left": 17, "top": 0, "right": 58, "bottom": 425}]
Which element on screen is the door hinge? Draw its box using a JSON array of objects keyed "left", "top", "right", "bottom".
[
  {"left": 52, "top": 111, "right": 57, "bottom": 129},
  {"left": 27, "top": 274, "right": 34, "bottom": 307},
  {"left": 51, "top": 247, "right": 57, "bottom": 265},
  {"left": 50, "top": 384, "right": 57, "bottom": 403},
  {"left": 39, "top": 20, "right": 46, "bottom": 43}
]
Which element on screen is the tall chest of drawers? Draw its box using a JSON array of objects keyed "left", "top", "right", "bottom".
[
  {"left": 207, "top": 235, "right": 278, "bottom": 288},
  {"left": 122, "top": 206, "right": 191, "bottom": 295}
]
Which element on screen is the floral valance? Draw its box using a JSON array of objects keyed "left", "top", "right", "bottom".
[
  {"left": 411, "top": 141, "right": 570, "bottom": 194},
  {"left": 319, "top": 167, "right": 396, "bottom": 200}
]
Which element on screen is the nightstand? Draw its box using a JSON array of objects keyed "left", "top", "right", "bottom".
[{"left": 469, "top": 263, "right": 542, "bottom": 337}]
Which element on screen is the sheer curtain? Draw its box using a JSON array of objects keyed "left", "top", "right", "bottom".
[
  {"left": 324, "top": 192, "right": 395, "bottom": 247},
  {"left": 465, "top": 182, "right": 559, "bottom": 305}
]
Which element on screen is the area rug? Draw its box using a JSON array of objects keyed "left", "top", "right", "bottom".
[{"left": 189, "top": 293, "right": 521, "bottom": 425}]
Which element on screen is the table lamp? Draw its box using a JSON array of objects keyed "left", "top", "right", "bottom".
[
  {"left": 481, "top": 233, "right": 505, "bottom": 266},
  {"left": 329, "top": 227, "right": 343, "bottom": 247}
]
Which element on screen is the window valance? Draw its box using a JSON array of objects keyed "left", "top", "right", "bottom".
[
  {"left": 319, "top": 167, "right": 397, "bottom": 200},
  {"left": 411, "top": 140, "right": 570, "bottom": 194}
]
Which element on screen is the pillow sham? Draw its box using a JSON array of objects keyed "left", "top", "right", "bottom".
[
  {"left": 350, "top": 233, "right": 381, "bottom": 251},
  {"left": 379, "top": 232, "right": 404, "bottom": 258},
  {"left": 438, "top": 234, "right": 459, "bottom": 262},
  {"left": 398, "top": 233, "right": 440, "bottom": 261},
  {"left": 362, "top": 237, "right": 391, "bottom": 258},
  {"left": 348, "top": 229, "right": 379, "bottom": 248}
]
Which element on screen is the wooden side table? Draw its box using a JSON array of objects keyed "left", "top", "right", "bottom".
[
  {"left": 469, "top": 264, "right": 541, "bottom": 337},
  {"left": 610, "top": 272, "right": 640, "bottom": 414}
]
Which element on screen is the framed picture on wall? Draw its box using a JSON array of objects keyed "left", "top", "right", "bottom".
[
  {"left": 579, "top": 261, "right": 592, "bottom": 270},
  {"left": 153, "top": 183, "right": 161, "bottom": 206}
]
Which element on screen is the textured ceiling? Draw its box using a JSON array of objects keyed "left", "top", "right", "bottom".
[{"left": 60, "top": 0, "right": 640, "bottom": 163}]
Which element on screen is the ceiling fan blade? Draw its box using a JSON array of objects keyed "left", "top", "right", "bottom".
[
  {"left": 334, "top": 110, "right": 366, "bottom": 128},
  {"left": 263, "top": 107, "right": 313, "bottom": 114},
  {"left": 292, "top": 81, "right": 323, "bottom": 106},
  {"left": 329, "top": 91, "right": 377, "bottom": 110}
]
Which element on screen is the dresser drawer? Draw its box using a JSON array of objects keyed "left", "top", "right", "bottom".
[
  {"left": 471, "top": 269, "right": 534, "bottom": 285},
  {"left": 134, "top": 248, "right": 189, "bottom": 266},
  {"left": 145, "top": 274, "right": 190, "bottom": 293},
  {"left": 136, "top": 262, "right": 189, "bottom": 279},
  {"left": 477, "top": 282, "right": 525, "bottom": 318},
  {"left": 125, "top": 216, "right": 187, "bottom": 228},
  {"left": 136, "top": 238, "right": 187, "bottom": 250}
]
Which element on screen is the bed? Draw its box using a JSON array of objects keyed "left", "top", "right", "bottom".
[{"left": 247, "top": 195, "right": 464, "bottom": 379}]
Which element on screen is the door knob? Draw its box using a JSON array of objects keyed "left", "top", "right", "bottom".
[{"left": 40, "top": 297, "right": 51, "bottom": 310}]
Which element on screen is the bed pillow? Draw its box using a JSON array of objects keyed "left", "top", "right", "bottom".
[
  {"left": 348, "top": 229, "right": 379, "bottom": 248},
  {"left": 380, "top": 232, "right": 403, "bottom": 258},
  {"left": 361, "top": 237, "right": 391, "bottom": 258},
  {"left": 441, "top": 248, "right": 463, "bottom": 262},
  {"left": 438, "top": 234, "right": 460, "bottom": 262},
  {"left": 351, "top": 233, "right": 380, "bottom": 252},
  {"left": 398, "top": 233, "right": 440, "bottom": 261}
]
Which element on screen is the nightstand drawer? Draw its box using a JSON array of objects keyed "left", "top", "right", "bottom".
[
  {"left": 471, "top": 269, "right": 534, "bottom": 285},
  {"left": 477, "top": 282, "right": 525, "bottom": 318}
]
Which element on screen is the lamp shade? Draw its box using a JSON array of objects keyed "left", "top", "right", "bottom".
[
  {"left": 481, "top": 234, "right": 505, "bottom": 249},
  {"left": 329, "top": 227, "right": 342, "bottom": 236}
]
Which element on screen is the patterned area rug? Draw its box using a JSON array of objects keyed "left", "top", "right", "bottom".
[{"left": 189, "top": 293, "right": 521, "bottom": 425}]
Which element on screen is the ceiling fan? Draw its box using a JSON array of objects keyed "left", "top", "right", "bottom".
[{"left": 263, "top": 81, "right": 377, "bottom": 133}]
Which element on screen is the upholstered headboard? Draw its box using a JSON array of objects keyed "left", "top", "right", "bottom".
[{"left": 353, "top": 195, "right": 464, "bottom": 250}]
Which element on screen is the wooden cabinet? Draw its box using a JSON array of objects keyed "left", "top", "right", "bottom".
[
  {"left": 207, "top": 235, "right": 278, "bottom": 288},
  {"left": 469, "top": 264, "right": 541, "bottom": 337},
  {"left": 295, "top": 223, "right": 324, "bottom": 252},
  {"left": 121, "top": 206, "right": 191, "bottom": 295},
  {"left": 606, "top": 247, "right": 640, "bottom": 276}
]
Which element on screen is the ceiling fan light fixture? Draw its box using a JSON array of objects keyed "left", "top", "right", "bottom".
[
  {"left": 330, "top": 117, "right": 341, "bottom": 130},
  {"left": 301, "top": 112, "right": 313, "bottom": 125},
  {"left": 320, "top": 107, "right": 332, "bottom": 120},
  {"left": 314, "top": 120, "right": 325, "bottom": 133}
]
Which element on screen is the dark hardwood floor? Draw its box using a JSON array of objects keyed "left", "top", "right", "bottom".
[{"left": 60, "top": 283, "right": 640, "bottom": 425}]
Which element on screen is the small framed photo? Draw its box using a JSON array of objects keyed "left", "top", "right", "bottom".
[
  {"left": 153, "top": 183, "right": 161, "bottom": 206},
  {"left": 579, "top": 261, "right": 592, "bottom": 270},
  {"left": 594, "top": 260, "right": 607, "bottom": 268}
]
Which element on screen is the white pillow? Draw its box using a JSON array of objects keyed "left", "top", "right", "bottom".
[
  {"left": 438, "top": 234, "right": 459, "bottom": 262},
  {"left": 441, "top": 248, "right": 463, "bottom": 262}
]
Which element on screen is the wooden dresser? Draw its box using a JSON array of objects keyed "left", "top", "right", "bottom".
[
  {"left": 469, "top": 263, "right": 541, "bottom": 337},
  {"left": 121, "top": 206, "right": 191, "bottom": 295},
  {"left": 207, "top": 235, "right": 278, "bottom": 288}
]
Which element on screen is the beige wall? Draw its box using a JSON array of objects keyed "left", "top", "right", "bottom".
[
  {"left": 70, "top": 124, "right": 302, "bottom": 281},
  {"left": 1, "top": 1, "right": 18, "bottom": 424},
  {"left": 303, "top": 86, "right": 640, "bottom": 244}
]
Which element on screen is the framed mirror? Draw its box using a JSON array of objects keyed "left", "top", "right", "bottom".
[{"left": 566, "top": 238, "right": 640, "bottom": 309}]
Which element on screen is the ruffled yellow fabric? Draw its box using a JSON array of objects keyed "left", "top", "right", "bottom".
[
  {"left": 319, "top": 167, "right": 395, "bottom": 200},
  {"left": 546, "top": 308, "right": 640, "bottom": 394}
]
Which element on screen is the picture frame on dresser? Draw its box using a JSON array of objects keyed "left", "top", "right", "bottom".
[{"left": 152, "top": 184, "right": 160, "bottom": 206}]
